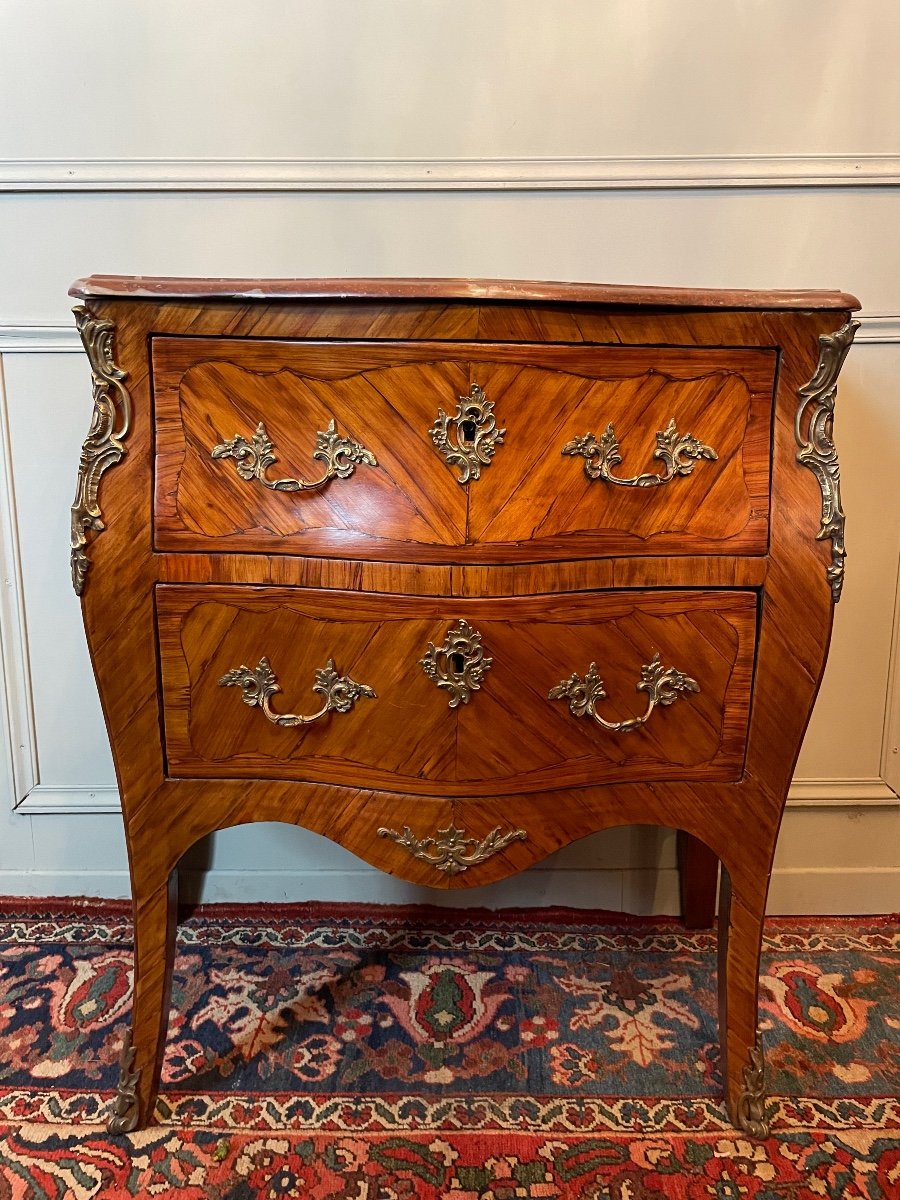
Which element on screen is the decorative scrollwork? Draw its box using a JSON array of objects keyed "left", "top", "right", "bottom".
[
  {"left": 219, "top": 656, "right": 375, "bottom": 726},
  {"left": 549, "top": 652, "right": 699, "bottom": 734},
  {"left": 562, "top": 418, "right": 717, "bottom": 488},
  {"left": 420, "top": 619, "right": 492, "bottom": 708},
  {"left": 377, "top": 823, "right": 527, "bottom": 875},
  {"left": 795, "top": 320, "right": 859, "bottom": 603},
  {"left": 429, "top": 382, "right": 505, "bottom": 484},
  {"left": 735, "top": 1037, "right": 770, "bottom": 1138},
  {"left": 211, "top": 419, "right": 376, "bottom": 492},
  {"left": 70, "top": 306, "right": 132, "bottom": 595},
  {"left": 107, "top": 1028, "right": 140, "bottom": 1135}
]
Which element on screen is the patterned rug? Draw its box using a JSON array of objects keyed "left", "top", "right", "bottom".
[{"left": 0, "top": 900, "right": 897, "bottom": 1199}]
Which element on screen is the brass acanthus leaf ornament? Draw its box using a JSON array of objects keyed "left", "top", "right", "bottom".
[
  {"left": 795, "top": 320, "right": 859, "bottom": 603},
  {"left": 70, "top": 307, "right": 132, "bottom": 595},
  {"left": 377, "top": 823, "right": 527, "bottom": 875}
]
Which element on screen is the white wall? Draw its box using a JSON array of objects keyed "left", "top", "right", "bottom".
[{"left": 1, "top": 1, "right": 898, "bottom": 912}]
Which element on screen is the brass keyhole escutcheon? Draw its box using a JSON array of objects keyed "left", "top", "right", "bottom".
[
  {"left": 420, "top": 619, "right": 493, "bottom": 708},
  {"left": 429, "top": 383, "right": 505, "bottom": 484}
]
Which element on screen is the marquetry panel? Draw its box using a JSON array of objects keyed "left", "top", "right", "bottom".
[
  {"left": 465, "top": 347, "right": 773, "bottom": 557},
  {"left": 153, "top": 338, "right": 468, "bottom": 558},
  {"left": 153, "top": 339, "right": 773, "bottom": 562},
  {"left": 158, "top": 585, "right": 756, "bottom": 794}
]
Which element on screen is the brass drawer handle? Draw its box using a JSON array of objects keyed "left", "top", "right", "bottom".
[
  {"left": 212, "top": 419, "right": 376, "bottom": 492},
  {"left": 549, "top": 653, "right": 699, "bottom": 733},
  {"left": 219, "top": 656, "right": 375, "bottom": 726},
  {"left": 377, "top": 822, "right": 527, "bottom": 875},
  {"left": 420, "top": 619, "right": 492, "bottom": 708},
  {"left": 562, "top": 419, "right": 717, "bottom": 487},
  {"left": 430, "top": 383, "right": 505, "bottom": 483}
]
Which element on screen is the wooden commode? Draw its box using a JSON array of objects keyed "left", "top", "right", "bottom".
[{"left": 68, "top": 276, "right": 859, "bottom": 1135}]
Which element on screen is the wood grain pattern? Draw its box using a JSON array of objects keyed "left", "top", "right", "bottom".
[
  {"left": 158, "top": 585, "right": 756, "bottom": 794},
  {"left": 154, "top": 339, "right": 773, "bottom": 561},
  {"left": 70, "top": 283, "right": 854, "bottom": 1134}
]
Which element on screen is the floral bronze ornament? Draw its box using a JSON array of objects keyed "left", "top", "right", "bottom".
[
  {"left": 70, "top": 306, "right": 132, "bottom": 595},
  {"left": 562, "top": 418, "right": 717, "bottom": 488},
  {"left": 429, "top": 382, "right": 505, "bottom": 483},
  {"left": 219, "top": 656, "right": 375, "bottom": 726},
  {"left": 735, "top": 1036, "right": 769, "bottom": 1138},
  {"left": 795, "top": 320, "right": 859, "bottom": 603},
  {"left": 377, "top": 823, "right": 527, "bottom": 875},
  {"left": 549, "top": 652, "right": 699, "bottom": 734},
  {"left": 420, "top": 619, "right": 492, "bottom": 708},
  {"left": 211, "top": 419, "right": 376, "bottom": 493},
  {"left": 107, "top": 1029, "right": 140, "bottom": 1135}
]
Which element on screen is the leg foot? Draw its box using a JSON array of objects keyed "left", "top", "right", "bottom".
[
  {"left": 718, "top": 866, "right": 771, "bottom": 1137},
  {"left": 734, "top": 1035, "right": 770, "bottom": 1138},
  {"left": 107, "top": 1028, "right": 140, "bottom": 1135},
  {"left": 107, "top": 871, "right": 177, "bottom": 1134}
]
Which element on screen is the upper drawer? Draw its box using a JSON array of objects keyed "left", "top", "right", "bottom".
[{"left": 153, "top": 338, "right": 775, "bottom": 562}]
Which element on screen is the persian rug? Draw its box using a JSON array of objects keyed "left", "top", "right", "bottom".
[{"left": 0, "top": 900, "right": 897, "bottom": 1199}]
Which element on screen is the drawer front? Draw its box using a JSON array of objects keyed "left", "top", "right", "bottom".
[
  {"left": 153, "top": 338, "right": 469, "bottom": 557},
  {"left": 153, "top": 339, "right": 774, "bottom": 562},
  {"left": 158, "top": 585, "right": 757, "bottom": 795}
]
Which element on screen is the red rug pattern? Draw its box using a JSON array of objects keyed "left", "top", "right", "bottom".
[{"left": 0, "top": 901, "right": 897, "bottom": 1199}]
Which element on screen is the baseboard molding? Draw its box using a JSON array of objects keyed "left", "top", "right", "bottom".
[
  {"left": 785, "top": 778, "right": 898, "bottom": 806},
  {"left": 766, "top": 867, "right": 900, "bottom": 915},
  {"left": 2, "top": 864, "right": 896, "bottom": 915},
  {"left": 2, "top": 154, "right": 900, "bottom": 193}
]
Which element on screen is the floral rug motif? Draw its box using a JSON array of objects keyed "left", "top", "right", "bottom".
[{"left": 0, "top": 901, "right": 897, "bottom": 1199}]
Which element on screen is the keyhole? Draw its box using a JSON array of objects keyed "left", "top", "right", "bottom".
[
  {"left": 450, "top": 652, "right": 466, "bottom": 674},
  {"left": 460, "top": 419, "right": 478, "bottom": 443}
]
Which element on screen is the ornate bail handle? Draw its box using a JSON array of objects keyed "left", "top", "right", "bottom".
[
  {"left": 549, "top": 652, "right": 699, "bottom": 733},
  {"left": 211, "top": 419, "right": 376, "bottom": 492},
  {"left": 562, "top": 418, "right": 717, "bottom": 487},
  {"left": 430, "top": 382, "right": 505, "bottom": 484},
  {"left": 219, "top": 656, "right": 375, "bottom": 726}
]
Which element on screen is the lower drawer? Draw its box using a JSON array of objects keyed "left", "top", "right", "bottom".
[{"left": 157, "top": 585, "right": 757, "bottom": 796}]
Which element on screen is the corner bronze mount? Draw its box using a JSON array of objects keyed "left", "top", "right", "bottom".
[
  {"left": 429, "top": 382, "right": 505, "bottom": 483},
  {"left": 377, "top": 823, "right": 527, "bottom": 875},
  {"left": 795, "top": 319, "right": 859, "bottom": 604},
  {"left": 70, "top": 306, "right": 132, "bottom": 595},
  {"left": 734, "top": 1036, "right": 770, "bottom": 1138},
  {"left": 107, "top": 1028, "right": 140, "bottom": 1135}
]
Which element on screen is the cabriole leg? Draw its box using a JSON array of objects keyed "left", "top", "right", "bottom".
[
  {"left": 677, "top": 830, "right": 719, "bottom": 929},
  {"left": 108, "top": 871, "right": 177, "bottom": 1134},
  {"left": 718, "top": 866, "right": 770, "bottom": 1138}
]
